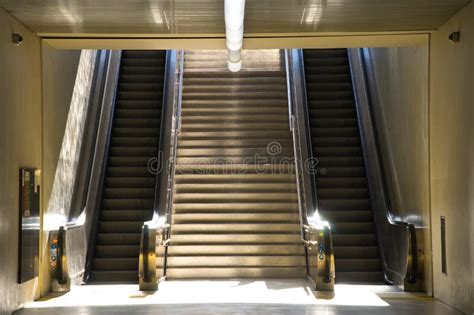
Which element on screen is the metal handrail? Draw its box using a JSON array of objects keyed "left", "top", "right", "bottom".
[
  {"left": 348, "top": 48, "right": 423, "bottom": 290},
  {"left": 285, "top": 49, "right": 335, "bottom": 292},
  {"left": 83, "top": 50, "right": 122, "bottom": 282},
  {"left": 166, "top": 49, "right": 184, "bottom": 225},
  {"left": 139, "top": 50, "right": 184, "bottom": 290}
]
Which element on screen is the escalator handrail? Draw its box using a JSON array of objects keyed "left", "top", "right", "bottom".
[
  {"left": 347, "top": 48, "right": 420, "bottom": 285},
  {"left": 285, "top": 49, "right": 335, "bottom": 291},
  {"left": 139, "top": 50, "right": 184, "bottom": 287},
  {"left": 83, "top": 51, "right": 123, "bottom": 281},
  {"left": 285, "top": 49, "right": 331, "bottom": 237}
]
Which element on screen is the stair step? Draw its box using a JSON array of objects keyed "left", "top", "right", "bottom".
[
  {"left": 182, "top": 91, "right": 288, "bottom": 101},
  {"left": 177, "top": 139, "right": 291, "bottom": 148},
  {"left": 165, "top": 256, "right": 306, "bottom": 267},
  {"left": 175, "top": 163, "right": 295, "bottom": 174},
  {"left": 171, "top": 223, "right": 301, "bottom": 234},
  {"left": 173, "top": 193, "right": 298, "bottom": 203},
  {"left": 166, "top": 267, "right": 307, "bottom": 279},
  {"left": 170, "top": 234, "right": 302, "bottom": 244},
  {"left": 168, "top": 245, "right": 305, "bottom": 255},
  {"left": 180, "top": 122, "right": 289, "bottom": 132},
  {"left": 175, "top": 173, "right": 295, "bottom": 183},
  {"left": 175, "top": 183, "right": 296, "bottom": 193},
  {"left": 184, "top": 85, "right": 287, "bottom": 93},
  {"left": 173, "top": 203, "right": 298, "bottom": 213},
  {"left": 172, "top": 213, "right": 299, "bottom": 223}
]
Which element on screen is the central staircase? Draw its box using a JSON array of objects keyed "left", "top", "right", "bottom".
[{"left": 164, "top": 50, "right": 306, "bottom": 278}]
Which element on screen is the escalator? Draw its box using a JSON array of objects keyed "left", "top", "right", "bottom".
[
  {"left": 164, "top": 50, "right": 306, "bottom": 278},
  {"left": 87, "top": 50, "right": 166, "bottom": 283},
  {"left": 302, "top": 49, "right": 384, "bottom": 283}
]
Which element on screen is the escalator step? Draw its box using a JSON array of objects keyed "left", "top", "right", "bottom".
[
  {"left": 93, "top": 258, "right": 138, "bottom": 271},
  {"left": 106, "top": 166, "right": 155, "bottom": 177},
  {"left": 332, "top": 234, "right": 377, "bottom": 246},
  {"left": 114, "top": 109, "right": 161, "bottom": 119},
  {"left": 89, "top": 271, "right": 138, "bottom": 283},
  {"left": 99, "top": 222, "right": 144, "bottom": 234},
  {"left": 96, "top": 233, "right": 141, "bottom": 245},
  {"left": 319, "top": 210, "right": 373, "bottom": 222},
  {"left": 105, "top": 177, "right": 155, "bottom": 188},
  {"left": 100, "top": 210, "right": 152, "bottom": 222},
  {"left": 336, "top": 271, "right": 385, "bottom": 283},
  {"left": 95, "top": 245, "right": 140, "bottom": 258}
]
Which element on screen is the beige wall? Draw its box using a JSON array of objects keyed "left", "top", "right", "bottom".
[
  {"left": 0, "top": 7, "right": 81, "bottom": 313},
  {"left": 0, "top": 7, "right": 41, "bottom": 315},
  {"left": 430, "top": 2, "right": 474, "bottom": 314},
  {"left": 42, "top": 45, "right": 80, "bottom": 220}
]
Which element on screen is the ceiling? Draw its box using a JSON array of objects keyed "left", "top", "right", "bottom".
[{"left": 0, "top": 0, "right": 470, "bottom": 37}]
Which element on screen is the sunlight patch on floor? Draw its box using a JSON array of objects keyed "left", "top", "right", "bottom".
[{"left": 23, "top": 279, "right": 396, "bottom": 308}]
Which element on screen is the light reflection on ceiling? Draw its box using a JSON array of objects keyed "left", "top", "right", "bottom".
[{"left": 0, "top": 0, "right": 470, "bottom": 36}]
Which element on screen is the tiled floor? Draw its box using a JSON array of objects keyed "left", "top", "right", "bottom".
[{"left": 15, "top": 280, "right": 462, "bottom": 315}]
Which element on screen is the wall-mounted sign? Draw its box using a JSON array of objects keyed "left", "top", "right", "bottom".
[{"left": 18, "top": 168, "right": 40, "bottom": 283}]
